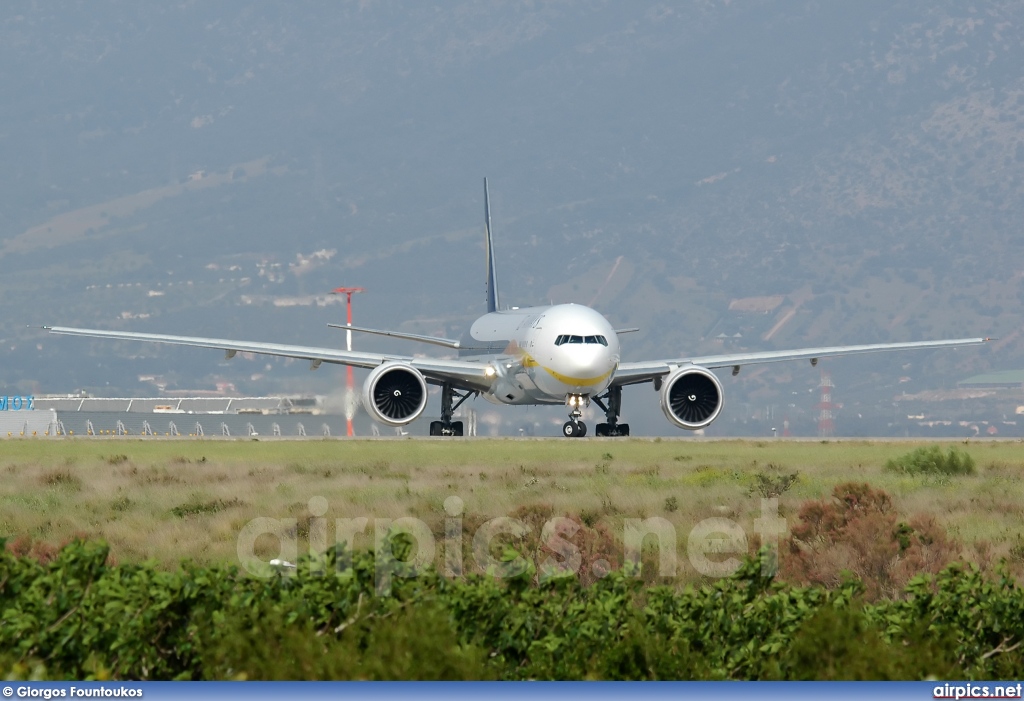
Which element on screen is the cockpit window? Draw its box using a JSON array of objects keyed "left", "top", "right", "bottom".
[{"left": 555, "top": 334, "right": 608, "bottom": 346}]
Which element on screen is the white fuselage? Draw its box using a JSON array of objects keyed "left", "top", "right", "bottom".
[{"left": 459, "top": 303, "right": 620, "bottom": 405}]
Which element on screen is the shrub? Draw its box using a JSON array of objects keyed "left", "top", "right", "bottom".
[
  {"left": 170, "top": 498, "right": 244, "bottom": 519},
  {"left": 780, "top": 483, "right": 960, "bottom": 600},
  {"left": 200, "top": 602, "right": 491, "bottom": 680},
  {"left": 39, "top": 469, "right": 81, "bottom": 491},
  {"left": 884, "top": 446, "right": 975, "bottom": 476},
  {"left": 767, "top": 605, "right": 960, "bottom": 680},
  {"left": 751, "top": 466, "right": 799, "bottom": 498},
  {"left": 9, "top": 537, "right": 1024, "bottom": 680}
]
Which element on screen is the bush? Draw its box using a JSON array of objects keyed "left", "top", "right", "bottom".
[
  {"left": 780, "top": 483, "right": 961, "bottom": 600},
  {"left": 767, "top": 606, "right": 960, "bottom": 680},
  {"left": 884, "top": 446, "right": 975, "bottom": 476},
  {"left": 200, "top": 602, "right": 491, "bottom": 680},
  {"left": 751, "top": 466, "right": 799, "bottom": 498},
  {"left": 7, "top": 536, "right": 1024, "bottom": 680}
]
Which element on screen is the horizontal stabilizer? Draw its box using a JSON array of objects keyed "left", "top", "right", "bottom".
[{"left": 327, "top": 323, "right": 464, "bottom": 350}]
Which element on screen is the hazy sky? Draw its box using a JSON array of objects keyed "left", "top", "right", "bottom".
[{"left": 2, "top": 1, "right": 1019, "bottom": 433}]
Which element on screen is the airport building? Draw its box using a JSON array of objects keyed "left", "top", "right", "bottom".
[
  {"left": 30, "top": 395, "right": 358, "bottom": 437},
  {"left": 0, "top": 409, "right": 59, "bottom": 437}
]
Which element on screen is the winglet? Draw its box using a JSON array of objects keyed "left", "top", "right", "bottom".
[{"left": 484, "top": 178, "right": 500, "bottom": 313}]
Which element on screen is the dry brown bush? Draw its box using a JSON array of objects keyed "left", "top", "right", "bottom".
[
  {"left": 437, "top": 503, "right": 620, "bottom": 586},
  {"left": 5, "top": 533, "right": 117, "bottom": 567},
  {"left": 780, "top": 482, "right": 961, "bottom": 600}
]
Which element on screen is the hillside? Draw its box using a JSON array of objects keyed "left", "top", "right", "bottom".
[{"left": 1, "top": 1, "right": 1021, "bottom": 433}]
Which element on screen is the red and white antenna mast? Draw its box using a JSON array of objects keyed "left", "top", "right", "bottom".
[
  {"left": 331, "top": 286, "right": 365, "bottom": 437},
  {"left": 816, "top": 370, "right": 835, "bottom": 437}
]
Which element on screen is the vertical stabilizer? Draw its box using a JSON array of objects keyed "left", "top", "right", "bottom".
[{"left": 484, "top": 178, "right": 500, "bottom": 313}]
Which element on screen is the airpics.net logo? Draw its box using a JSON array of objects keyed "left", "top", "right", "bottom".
[
  {"left": 234, "top": 496, "right": 787, "bottom": 593},
  {"left": 933, "top": 682, "right": 1023, "bottom": 699}
]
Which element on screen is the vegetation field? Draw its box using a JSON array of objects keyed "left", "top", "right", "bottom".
[
  {"left": 6, "top": 437, "right": 1024, "bottom": 680},
  {"left": 3, "top": 438, "right": 1024, "bottom": 582}
]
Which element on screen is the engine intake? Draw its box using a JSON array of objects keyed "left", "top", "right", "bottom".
[
  {"left": 660, "top": 366, "right": 724, "bottom": 430},
  {"left": 362, "top": 363, "right": 428, "bottom": 426}
]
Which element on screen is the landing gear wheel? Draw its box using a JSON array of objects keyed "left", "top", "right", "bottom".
[
  {"left": 617, "top": 423, "right": 630, "bottom": 437},
  {"left": 562, "top": 421, "right": 587, "bottom": 438},
  {"left": 596, "top": 423, "right": 609, "bottom": 437},
  {"left": 431, "top": 420, "right": 464, "bottom": 436}
]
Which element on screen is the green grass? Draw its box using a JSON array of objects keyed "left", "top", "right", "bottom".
[{"left": 2, "top": 438, "right": 1024, "bottom": 575}]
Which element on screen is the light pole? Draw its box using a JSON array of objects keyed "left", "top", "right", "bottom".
[{"left": 331, "top": 286, "right": 365, "bottom": 437}]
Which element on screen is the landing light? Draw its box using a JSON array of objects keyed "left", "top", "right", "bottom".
[{"left": 484, "top": 366, "right": 496, "bottom": 378}]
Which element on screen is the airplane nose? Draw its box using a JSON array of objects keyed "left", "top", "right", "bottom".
[{"left": 562, "top": 347, "right": 613, "bottom": 388}]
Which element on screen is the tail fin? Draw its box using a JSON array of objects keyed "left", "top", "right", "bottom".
[{"left": 484, "top": 177, "right": 500, "bottom": 313}]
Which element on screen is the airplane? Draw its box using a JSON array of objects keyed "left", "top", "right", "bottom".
[{"left": 46, "top": 179, "right": 989, "bottom": 438}]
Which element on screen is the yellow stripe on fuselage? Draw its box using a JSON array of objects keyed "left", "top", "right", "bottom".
[{"left": 520, "top": 352, "right": 615, "bottom": 387}]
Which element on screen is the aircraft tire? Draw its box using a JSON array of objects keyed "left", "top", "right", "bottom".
[
  {"left": 595, "top": 423, "right": 608, "bottom": 437},
  {"left": 429, "top": 421, "right": 442, "bottom": 436},
  {"left": 618, "top": 424, "right": 630, "bottom": 437},
  {"left": 577, "top": 421, "right": 587, "bottom": 437},
  {"left": 562, "top": 421, "right": 577, "bottom": 438},
  {"left": 451, "top": 421, "right": 464, "bottom": 437}
]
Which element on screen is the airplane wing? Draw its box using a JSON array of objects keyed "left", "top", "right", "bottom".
[
  {"left": 613, "top": 337, "right": 990, "bottom": 386},
  {"left": 326, "top": 323, "right": 473, "bottom": 350},
  {"left": 43, "top": 326, "right": 494, "bottom": 390}
]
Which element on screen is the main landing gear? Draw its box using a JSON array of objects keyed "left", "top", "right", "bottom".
[
  {"left": 592, "top": 385, "right": 629, "bottom": 437},
  {"left": 429, "top": 383, "right": 474, "bottom": 437}
]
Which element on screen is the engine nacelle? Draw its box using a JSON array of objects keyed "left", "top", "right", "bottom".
[
  {"left": 660, "top": 366, "right": 724, "bottom": 430},
  {"left": 362, "top": 362, "right": 428, "bottom": 426}
]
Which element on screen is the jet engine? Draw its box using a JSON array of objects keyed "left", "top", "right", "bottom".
[
  {"left": 660, "top": 366, "right": 724, "bottom": 430},
  {"left": 362, "top": 362, "right": 428, "bottom": 426}
]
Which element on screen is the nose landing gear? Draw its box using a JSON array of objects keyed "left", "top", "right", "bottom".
[
  {"left": 562, "top": 394, "right": 588, "bottom": 438},
  {"left": 562, "top": 419, "right": 587, "bottom": 437}
]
